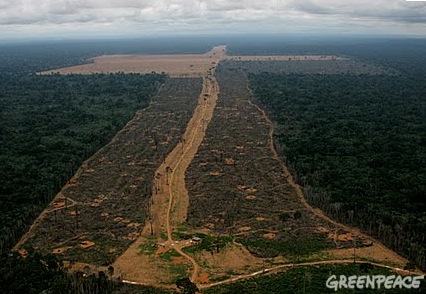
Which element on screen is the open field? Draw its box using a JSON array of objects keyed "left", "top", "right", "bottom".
[
  {"left": 15, "top": 78, "right": 202, "bottom": 266},
  {"left": 41, "top": 46, "right": 227, "bottom": 77}
]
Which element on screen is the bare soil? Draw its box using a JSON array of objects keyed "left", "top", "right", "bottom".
[
  {"left": 41, "top": 46, "right": 227, "bottom": 77},
  {"left": 113, "top": 54, "right": 223, "bottom": 285}
]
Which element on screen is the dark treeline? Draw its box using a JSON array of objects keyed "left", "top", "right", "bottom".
[
  {"left": 250, "top": 67, "right": 425, "bottom": 269},
  {"left": 1, "top": 251, "right": 114, "bottom": 294}
]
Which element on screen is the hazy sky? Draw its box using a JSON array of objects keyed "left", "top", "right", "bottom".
[{"left": 1, "top": 0, "right": 425, "bottom": 39}]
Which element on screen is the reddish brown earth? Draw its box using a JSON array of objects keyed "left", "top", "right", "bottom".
[{"left": 41, "top": 46, "right": 227, "bottom": 77}]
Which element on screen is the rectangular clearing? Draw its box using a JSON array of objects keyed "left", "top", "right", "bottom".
[{"left": 41, "top": 46, "right": 227, "bottom": 77}]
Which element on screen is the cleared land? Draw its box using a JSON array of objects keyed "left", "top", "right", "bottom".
[
  {"left": 110, "top": 49, "right": 226, "bottom": 287},
  {"left": 15, "top": 78, "right": 202, "bottom": 266},
  {"left": 184, "top": 62, "right": 408, "bottom": 284},
  {"left": 112, "top": 71, "right": 221, "bottom": 286},
  {"left": 15, "top": 46, "right": 418, "bottom": 291},
  {"left": 42, "top": 46, "right": 227, "bottom": 77}
]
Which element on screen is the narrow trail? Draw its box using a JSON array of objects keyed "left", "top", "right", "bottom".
[
  {"left": 151, "top": 46, "right": 225, "bottom": 282},
  {"left": 114, "top": 46, "right": 225, "bottom": 284},
  {"left": 165, "top": 74, "right": 220, "bottom": 282}
]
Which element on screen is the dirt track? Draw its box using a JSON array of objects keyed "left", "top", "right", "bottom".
[{"left": 113, "top": 48, "right": 224, "bottom": 284}]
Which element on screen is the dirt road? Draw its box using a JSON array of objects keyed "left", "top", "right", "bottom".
[
  {"left": 113, "top": 47, "right": 224, "bottom": 283},
  {"left": 164, "top": 74, "right": 220, "bottom": 282}
]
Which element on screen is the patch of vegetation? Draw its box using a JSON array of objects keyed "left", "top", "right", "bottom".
[
  {"left": 160, "top": 231, "right": 168, "bottom": 241},
  {"left": 183, "top": 233, "right": 233, "bottom": 254},
  {"left": 209, "top": 274, "right": 233, "bottom": 283},
  {"left": 239, "top": 233, "right": 332, "bottom": 259},
  {"left": 176, "top": 277, "right": 198, "bottom": 294},
  {"left": 221, "top": 59, "right": 392, "bottom": 75},
  {"left": 139, "top": 241, "right": 158, "bottom": 255},
  {"left": 160, "top": 249, "right": 181, "bottom": 261},
  {"left": 169, "top": 264, "right": 189, "bottom": 281},
  {"left": 172, "top": 232, "right": 190, "bottom": 241}
]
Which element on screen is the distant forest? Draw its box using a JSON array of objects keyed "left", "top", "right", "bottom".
[{"left": 249, "top": 40, "right": 426, "bottom": 269}]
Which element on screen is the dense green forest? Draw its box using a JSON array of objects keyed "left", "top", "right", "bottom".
[{"left": 250, "top": 55, "right": 425, "bottom": 269}]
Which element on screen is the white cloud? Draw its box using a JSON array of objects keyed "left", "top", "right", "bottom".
[{"left": 0, "top": 0, "right": 425, "bottom": 38}]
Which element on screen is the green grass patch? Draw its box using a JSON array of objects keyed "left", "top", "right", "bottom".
[
  {"left": 138, "top": 241, "right": 157, "bottom": 255},
  {"left": 160, "top": 231, "right": 168, "bottom": 241},
  {"left": 172, "top": 231, "right": 191, "bottom": 241},
  {"left": 183, "top": 233, "right": 233, "bottom": 254},
  {"left": 169, "top": 264, "right": 189, "bottom": 281},
  {"left": 159, "top": 249, "right": 180, "bottom": 261},
  {"left": 239, "top": 234, "right": 332, "bottom": 259}
]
